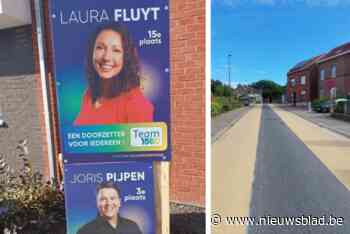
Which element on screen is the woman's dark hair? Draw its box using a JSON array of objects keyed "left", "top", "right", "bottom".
[
  {"left": 96, "top": 181, "right": 121, "bottom": 198},
  {"left": 86, "top": 23, "right": 140, "bottom": 104}
]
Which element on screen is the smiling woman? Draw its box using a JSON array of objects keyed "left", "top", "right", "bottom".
[
  {"left": 74, "top": 23, "right": 154, "bottom": 125},
  {"left": 93, "top": 30, "right": 124, "bottom": 80}
]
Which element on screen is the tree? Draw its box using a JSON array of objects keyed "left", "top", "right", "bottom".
[
  {"left": 211, "top": 80, "right": 223, "bottom": 93},
  {"left": 251, "top": 80, "right": 284, "bottom": 101},
  {"left": 211, "top": 79, "right": 234, "bottom": 97}
]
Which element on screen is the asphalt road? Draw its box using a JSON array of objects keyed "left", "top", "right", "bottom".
[{"left": 248, "top": 105, "right": 350, "bottom": 234}]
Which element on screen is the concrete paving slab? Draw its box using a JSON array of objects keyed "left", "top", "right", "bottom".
[
  {"left": 211, "top": 106, "right": 252, "bottom": 143},
  {"left": 212, "top": 105, "right": 262, "bottom": 234}
]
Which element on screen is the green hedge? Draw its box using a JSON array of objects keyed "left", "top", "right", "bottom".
[
  {"left": 334, "top": 100, "right": 350, "bottom": 114},
  {"left": 211, "top": 96, "right": 242, "bottom": 116}
]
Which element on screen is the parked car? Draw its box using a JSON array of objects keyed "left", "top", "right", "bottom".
[
  {"left": 315, "top": 100, "right": 331, "bottom": 113},
  {"left": 239, "top": 95, "right": 250, "bottom": 106},
  {"left": 243, "top": 99, "right": 250, "bottom": 106}
]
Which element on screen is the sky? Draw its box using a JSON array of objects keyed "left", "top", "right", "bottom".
[{"left": 212, "top": 0, "right": 350, "bottom": 87}]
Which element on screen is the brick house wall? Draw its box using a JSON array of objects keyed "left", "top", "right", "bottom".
[
  {"left": 0, "top": 22, "right": 49, "bottom": 177},
  {"left": 30, "top": 0, "right": 205, "bottom": 206},
  {"left": 287, "top": 55, "right": 324, "bottom": 105},
  {"left": 287, "top": 68, "right": 315, "bottom": 104},
  {"left": 0, "top": 75, "right": 48, "bottom": 175},
  {"left": 309, "top": 65, "right": 319, "bottom": 101},
  {"left": 169, "top": 0, "right": 205, "bottom": 206},
  {"left": 318, "top": 53, "right": 350, "bottom": 98}
]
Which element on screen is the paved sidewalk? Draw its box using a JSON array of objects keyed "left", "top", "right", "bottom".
[
  {"left": 212, "top": 106, "right": 262, "bottom": 234},
  {"left": 211, "top": 106, "right": 252, "bottom": 142},
  {"left": 280, "top": 105, "right": 350, "bottom": 138}
]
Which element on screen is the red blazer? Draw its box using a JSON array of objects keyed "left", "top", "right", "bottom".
[{"left": 74, "top": 88, "right": 154, "bottom": 125}]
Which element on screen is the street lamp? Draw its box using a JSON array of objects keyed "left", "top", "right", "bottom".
[{"left": 227, "top": 54, "right": 232, "bottom": 88}]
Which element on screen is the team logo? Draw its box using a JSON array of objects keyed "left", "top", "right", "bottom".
[{"left": 130, "top": 127, "right": 162, "bottom": 147}]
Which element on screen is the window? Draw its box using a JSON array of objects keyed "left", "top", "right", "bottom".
[
  {"left": 320, "top": 89, "right": 324, "bottom": 97},
  {"left": 291, "top": 79, "right": 296, "bottom": 87},
  {"left": 330, "top": 87, "right": 337, "bottom": 98},
  {"left": 301, "top": 90, "right": 306, "bottom": 95},
  {"left": 320, "top": 69, "right": 325, "bottom": 80},
  {"left": 331, "top": 64, "right": 336, "bottom": 78},
  {"left": 300, "top": 76, "right": 306, "bottom": 85}
]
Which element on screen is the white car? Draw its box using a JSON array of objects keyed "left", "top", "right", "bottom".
[
  {"left": 0, "top": 113, "right": 4, "bottom": 126},
  {"left": 335, "top": 98, "right": 348, "bottom": 103}
]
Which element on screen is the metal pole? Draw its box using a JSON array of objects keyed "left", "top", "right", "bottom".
[
  {"left": 34, "top": 0, "right": 56, "bottom": 180},
  {"left": 228, "top": 54, "right": 232, "bottom": 88}
]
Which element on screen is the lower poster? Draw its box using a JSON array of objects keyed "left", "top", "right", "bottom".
[{"left": 64, "top": 161, "right": 155, "bottom": 234}]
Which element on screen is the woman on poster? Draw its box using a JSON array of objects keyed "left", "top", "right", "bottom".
[{"left": 74, "top": 23, "right": 154, "bottom": 125}]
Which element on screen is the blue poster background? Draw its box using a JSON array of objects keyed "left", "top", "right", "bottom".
[
  {"left": 49, "top": 0, "right": 171, "bottom": 161},
  {"left": 64, "top": 162, "right": 155, "bottom": 234}
]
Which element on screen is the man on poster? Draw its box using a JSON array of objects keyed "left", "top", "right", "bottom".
[{"left": 77, "top": 181, "right": 142, "bottom": 234}]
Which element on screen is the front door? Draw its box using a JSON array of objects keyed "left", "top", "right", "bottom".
[{"left": 293, "top": 92, "right": 296, "bottom": 106}]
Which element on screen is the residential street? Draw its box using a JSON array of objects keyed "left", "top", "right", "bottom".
[{"left": 212, "top": 104, "right": 350, "bottom": 234}]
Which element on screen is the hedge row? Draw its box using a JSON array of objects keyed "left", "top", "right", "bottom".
[{"left": 211, "top": 96, "right": 242, "bottom": 116}]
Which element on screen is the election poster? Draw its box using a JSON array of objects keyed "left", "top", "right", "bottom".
[
  {"left": 64, "top": 162, "right": 155, "bottom": 234},
  {"left": 49, "top": 0, "right": 171, "bottom": 162}
]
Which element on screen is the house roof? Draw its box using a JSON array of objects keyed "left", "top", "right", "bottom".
[
  {"left": 318, "top": 42, "right": 350, "bottom": 63},
  {"left": 289, "top": 59, "right": 309, "bottom": 72},
  {"left": 288, "top": 54, "right": 325, "bottom": 75}
]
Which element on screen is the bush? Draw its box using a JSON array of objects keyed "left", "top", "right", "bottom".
[
  {"left": 0, "top": 140, "right": 66, "bottom": 234},
  {"left": 211, "top": 99, "right": 223, "bottom": 116},
  {"left": 211, "top": 96, "right": 242, "bottom": 116},
  {"left": 335, "top": 101, "right": 346, "bottom": 113}
]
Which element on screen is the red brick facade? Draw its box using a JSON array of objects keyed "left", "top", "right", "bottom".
[
  {"left": 287, "top": 42, "right": 350, "bottom": 103},
  {"left": 287, "top": 70, "right": 311, "bottom": 104},
  {"left": 30, "top": 0, "right": 205, "bottom": 206},
  {"left": 287, "top": 56, "right": 320, "bottom": 105},
  {"left": 170, "top": 0, "right": 205, "bottom": 206},
  {"left": 318, "top": 53, "right": 350, "bottom": 99}
]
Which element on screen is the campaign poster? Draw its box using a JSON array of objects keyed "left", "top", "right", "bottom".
[
  {"left": 49, "top": 0, "right": 171, "bottom": 162},
  {"left": 64, "top": 162, "right": 155, "bottom": 234}
]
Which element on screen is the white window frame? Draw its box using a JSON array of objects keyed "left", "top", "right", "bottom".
[
  {"left": 291, "top": 78, "right": 296, "bottom": 87},
  {"left": 300, "top": 76, "right": 306, "bottom": 85},
  {"left": 320, "top": 69, "right": 325, "bottom": 81},
  {"left": 331, "top": 64, "right": 336, "bottom": 78},
  {"left": 330, "top": 87, "right": 337, "bottom": 99}
]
